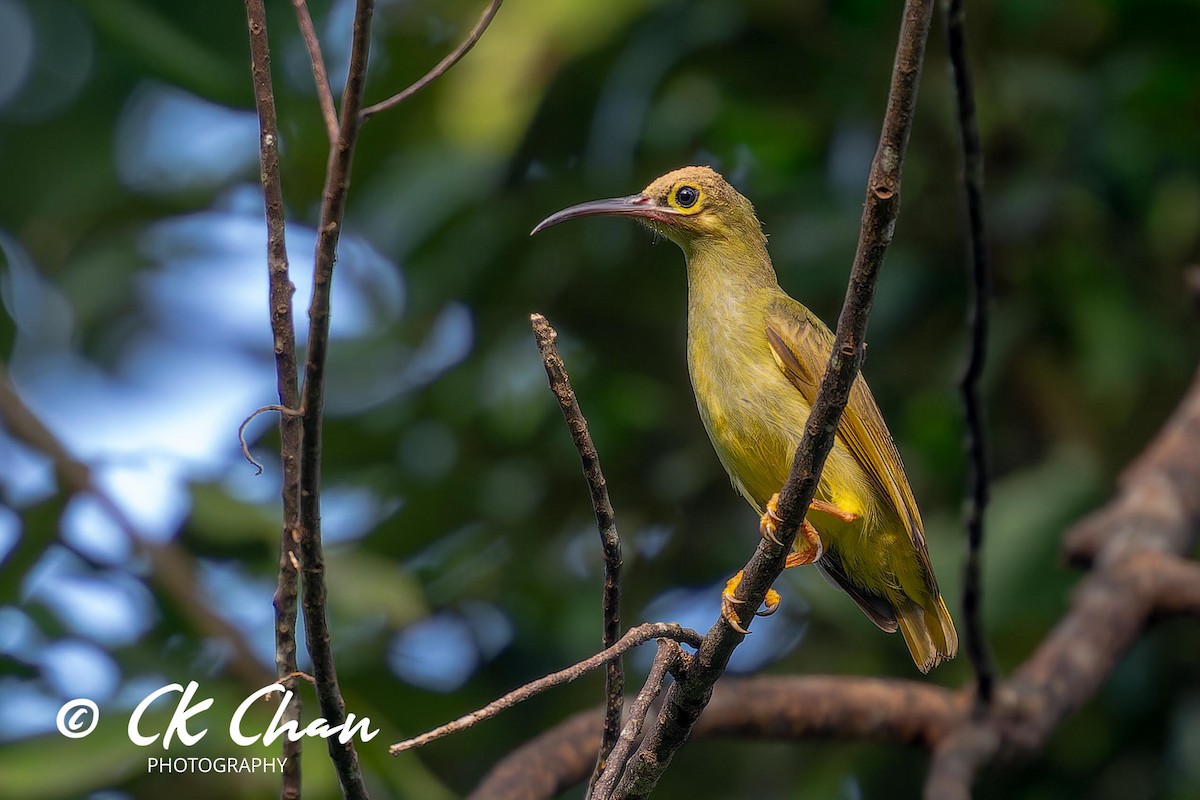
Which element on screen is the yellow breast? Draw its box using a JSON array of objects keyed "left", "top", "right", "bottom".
[{"left": 685, "top": 286, "right": 872, "bottom": 521}]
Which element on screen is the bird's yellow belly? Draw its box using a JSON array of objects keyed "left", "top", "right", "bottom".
[{"left": 689, "top": 343, "right": 872, "bottom": 523}]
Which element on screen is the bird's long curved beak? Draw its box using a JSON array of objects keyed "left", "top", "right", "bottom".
[{"left": 530, "top": 194, "right": 676, "bottom": 236}]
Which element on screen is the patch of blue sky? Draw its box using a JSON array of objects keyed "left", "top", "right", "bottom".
[
  {"left": 22, "top": 549, "right": 156, "bottom": 648},
  {"left": 0, "top": 680, "right": 61, "bottom": 740},
  {"left": 196, "top": 560, "right": 276, "bottom": 669},
  {"left": 115, "top": 83, "right": 259, "bottom": 195},
  {"left": 638, "top": 583, "right": 809, "bottom": 674}
]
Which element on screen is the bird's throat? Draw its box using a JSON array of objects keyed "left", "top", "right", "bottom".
[{"left": 683, "top": 237, "right": 778, "bottom": 329}]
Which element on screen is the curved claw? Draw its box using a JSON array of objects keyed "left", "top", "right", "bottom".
[
  {"left": 759, "top": 493, "right": 784, "bottom": 547},
  {"left": 722, "top": 574, "right": 783, "bottom": 633},
  {"left": 757, "top": 588, "right": 782, "bottom": 617},
  {"left": 722, "top": 572, "right": 752, "bottom": 634},
  {"left": 723, "top": 609, "right": 751, "bottom": 635}
]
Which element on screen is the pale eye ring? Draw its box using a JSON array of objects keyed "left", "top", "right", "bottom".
[{"left": 674, "top": 185, "right": 699, "bottom": 208}]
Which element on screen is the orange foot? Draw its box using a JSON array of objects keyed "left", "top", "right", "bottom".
[
  {"left": 721, "top": 571, "right": 782, "bottom": 634},
  {"left": 809, "top": 498, "right": 861, "bottom": 523},
  {"left": 724, "top": 503, "right": 828, "bottom": 634},
  {"left": 759, "top": 493, "right": 859, "bottom": 547},
  {"left": 786, "top": 518, "right": 824, "bottom": 566}
]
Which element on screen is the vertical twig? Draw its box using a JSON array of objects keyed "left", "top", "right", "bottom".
[
  {"left": 529, "top": 315, "right": 624, "bottom": 791},
  {"left": 944, "top": 0, "right": 996, "bottom": 709},
  {"left": 611, "top": 2, "right": 938, "bottom": 797},
  {"left": 251, "top": 0, "right": 503, "bottom": 793},
  {"left": 243, "top": 3, "right": 305, "bottom": 795},
  {"left": 292, "top": 0, "right": 339, "bottom": 143},
  {"left": 295, "top": 0, "right": 374, "bottom": 797}
]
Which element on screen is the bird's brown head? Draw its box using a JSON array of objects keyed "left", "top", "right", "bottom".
[{"left": 531, "top": 166, "right": 766, "bottom": 256}]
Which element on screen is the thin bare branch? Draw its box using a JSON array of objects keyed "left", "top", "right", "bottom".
[
  {"left": 609, "top": 3, "right": 938, "bottom": 797},
  {"left": 590, "top": 640, "right": 682, "bottom": 800},
  {"left": 243, "top": 2, "right": 307, "bottom": 795},
  {"left": 292, "top": 0, "right": 339, "bottom": 142},
  {"left": 388, "top": 623, "right": 703, "bottom": 755},
  {"left": 294, "top": 0, "right": 375, "bottom": 796},
  {"left": 359, "top": 0, "right": 503, "bottom": 122},
  {"left": 944, "top": 0, "right": 997, "bottom": 709},
  {"left": 529, "top": 313, "right": 625, "bottom": 789},
  {"left": 238, "top": 403, "right": 302, "bottom": 474}
]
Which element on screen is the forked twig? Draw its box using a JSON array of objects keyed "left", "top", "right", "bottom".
[
  {"left": 294, "top": 0, "right": 375, "bottom": 796},
  {"left": 292, "top": 0, "right": 339, "bottom": 142},
  {"left": 589, "top": 640, "right": 684, "bottom": 800},
  {"left": 243, "top": 0, "right": 505, "bottom": 794}
]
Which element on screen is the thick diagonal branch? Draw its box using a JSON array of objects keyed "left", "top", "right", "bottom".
[
  {"left": 925, "top": 364, "right": 1200, "bottom": 800},
  {"left": 608, "top": 3, "right": 937, "bottom": 797}
]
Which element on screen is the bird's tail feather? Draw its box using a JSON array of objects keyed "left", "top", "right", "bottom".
[{"left": 896, "top": 593, "right": 959, "bottom": 674}]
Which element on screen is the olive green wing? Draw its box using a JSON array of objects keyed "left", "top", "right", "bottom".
[{"left": 763, "top": 300, "right": 927, "bottom": 554}]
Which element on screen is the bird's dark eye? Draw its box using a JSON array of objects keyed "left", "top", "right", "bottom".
[{"left": 674, "top": 185, "right": 699, "bottom": 208}]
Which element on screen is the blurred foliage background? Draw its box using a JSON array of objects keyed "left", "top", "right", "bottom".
[{"left": 1, "top": 0, "right": 1198, "bottom": 798}]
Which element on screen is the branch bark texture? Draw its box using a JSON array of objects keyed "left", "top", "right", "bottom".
[
  {"left": 244, "top": 1, "right": 305, "bottom": 794},
  {"left": 529, "top": 314, "right": 626, "bottom": 790},
  {"left": 294, "top": 1, "right": 374, "bottom": 797},
  {"left": 590, "top": 641, "right": 683, "bottom": 800},
  {"left": 292, "top": 0, "right": 339, "bottom": 142},
  {"left": 470, "top": 675, "right": 964, "bottom": 799}
]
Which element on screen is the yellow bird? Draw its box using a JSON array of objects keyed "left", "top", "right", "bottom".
[{"left": 532, "top": 166, "right": 957, "bottom": 672}]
